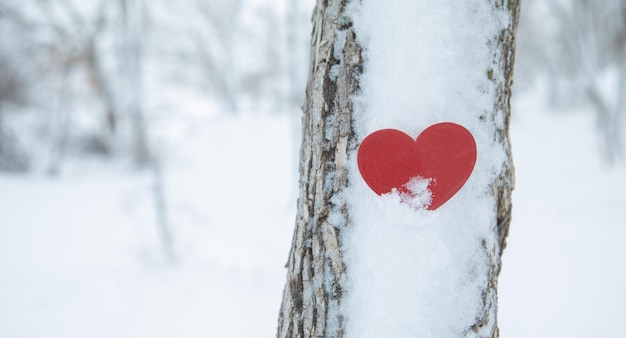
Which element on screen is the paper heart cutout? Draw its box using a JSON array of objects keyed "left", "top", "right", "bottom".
[{"left": 357, "top": 122, "right": 477, "bottom": 210}]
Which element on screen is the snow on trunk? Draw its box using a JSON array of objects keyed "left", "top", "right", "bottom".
[{"left": 278, "top": 0, "right": 519, "bottom": 337}]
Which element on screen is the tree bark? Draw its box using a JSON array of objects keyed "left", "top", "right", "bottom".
[
  {"left": 278, "top": 1, "right": 520, "bottom": 337},
  {"left": 277, "top": 1, "right": 360, "bottom": 336},
  {"left": 478, "top": 2, "right": 520, "bottom": 335}
]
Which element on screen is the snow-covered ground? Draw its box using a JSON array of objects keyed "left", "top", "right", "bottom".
[
  {"left": 0, "top": 115, "right": 296, "bottom": 337},
  {"left": 1, "top": 86, "right": 625, "bottom": 337},
  {"left": 499, "top": 88, "right": 626, "bottom": 338}
]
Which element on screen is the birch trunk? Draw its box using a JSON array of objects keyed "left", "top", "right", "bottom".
[{"left": 278, "top": 1, "right": 520, "bottom": 337}]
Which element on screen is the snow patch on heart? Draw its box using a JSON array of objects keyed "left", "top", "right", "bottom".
[
  {"left": 357, "top": 123, "right": 477, "bottom": 210},
  {"left": 392, "top": 176, "right": 433, "bottom": 210}
]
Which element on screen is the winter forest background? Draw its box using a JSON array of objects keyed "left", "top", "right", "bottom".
[{"left": 1, "top": 0, "right": 625, "bottom": 337}]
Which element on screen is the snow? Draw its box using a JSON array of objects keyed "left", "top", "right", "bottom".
[
  {"left": 342, "top": 1, "right": 512, "bottom": 336},
  {"left": 397, "top": 176, "right": 433, "bottom": 210},
  {"left": 498, "top": 87, "right": 626, "bottom": 338},
  {"left": 0, "top": 115, "right": 295, "bottom": 338}
]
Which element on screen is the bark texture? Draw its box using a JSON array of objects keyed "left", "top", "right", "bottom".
[
  {"left": 277, "top": 1, "right": 361, "bottom": 337},
  {"left": 473, "top": 1, "right": 521, "bottom": 337},
  {"left": 278, "top": 1, "right": 520, "bottom": 337}
]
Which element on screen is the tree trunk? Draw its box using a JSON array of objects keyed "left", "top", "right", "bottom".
[
  {"left": 277, "top": 1, "right": 360, "bottom": 336},
  {"left": 278, "top": 1, "right": 520, "bottom": 337},
  {"left": 120, "top": 0, "right": 149, "bottom": 166}
]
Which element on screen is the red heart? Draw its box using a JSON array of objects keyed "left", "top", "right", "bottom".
[{"left": 357, "top": 122, "right": 477, "bottom": 210}]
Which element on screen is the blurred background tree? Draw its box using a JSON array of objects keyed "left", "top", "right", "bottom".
[
  {"left": 0, "top": 0, "right": 309, "bottom": 174},
  {"left": 516, "top": 0, "right": 626, "bottom": 163}
]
